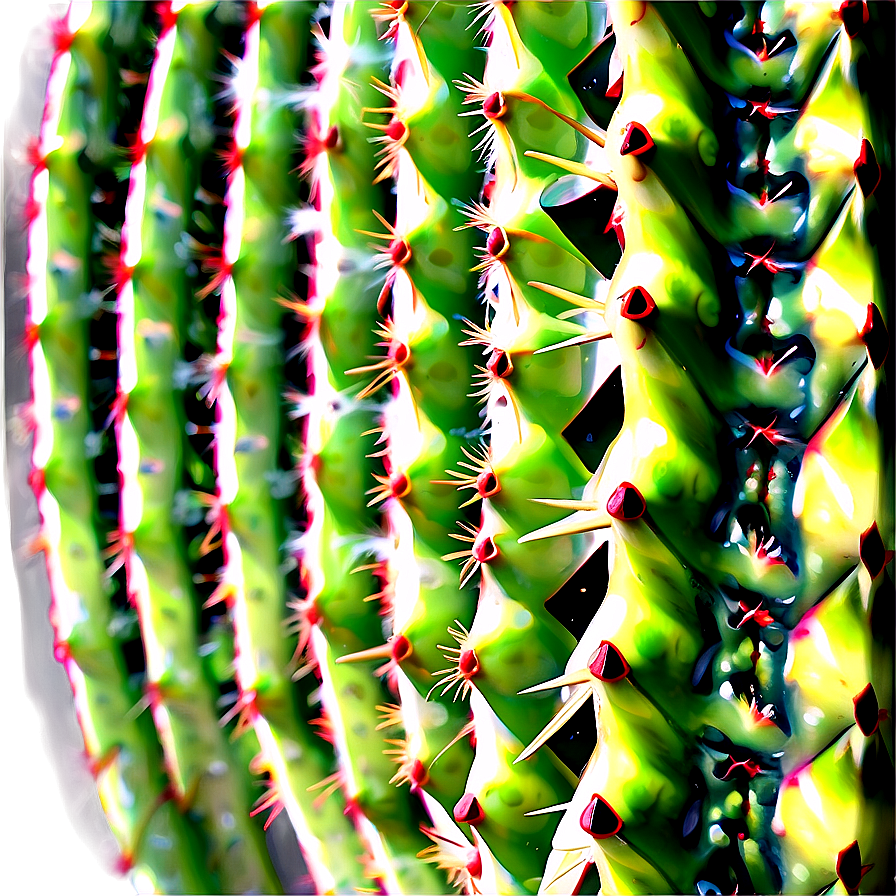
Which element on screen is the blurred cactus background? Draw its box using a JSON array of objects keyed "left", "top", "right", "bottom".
[{"left": 0, "top": 2, "right": 119, "bottom": 893}]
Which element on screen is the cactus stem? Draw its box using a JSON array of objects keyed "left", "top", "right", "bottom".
[
  {"left": 335, "top": 642, "right": 394, "bottom": 663},
  {"left": 540, "top": 851, "right": 591, "bottom": 894}
]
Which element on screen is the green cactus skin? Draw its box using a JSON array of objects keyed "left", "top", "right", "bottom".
[
  {"left": 358, "top": 0, "right": 485, "bottom": 846},
  {"left": 23, "top": 2, "right": 893, "bottom": 894},
  {"left": 443, "top": 3, "right": 620, "bottom": 891},
  {"left": 515, "top": 2, "right": 893, "bottom": 894},
  {"left": 298, "top": 4, "right": 449, "bottom": 892},
  {"left": 112, "top": 4, "right": 281, "bottom": 891},
  {"left": 208, "top": 4, "right": 372, "bottom": 892},
  {"left": 25, "top": 5, "right": 215, "bottom": 891}
]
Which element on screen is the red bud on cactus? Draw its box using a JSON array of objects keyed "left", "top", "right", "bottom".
[
  {"left": 25, "top": 136, "right": 46, "bottom": 173},
  {"left": 859, "top": 302, "right": 888, "bottom": 369},
  {"left": 486, "top": 348, "right": 512, "bottom": 378},
  {"left": 102, "top": 850, "right": 134, "bottom": 880},
  {"left": 837, "top": 840, "right": 874, "bottom": 894},
  {"left": 854, "top": 139, "right": 880, "bottom": 197},
  {"left": 476, "top": 469, "right": 500, "bottom": 499},
  {"left": 322, "top": 125, "right": 340, "bottom": 150},
  {"left": 853, "top": 684, "right": 887, "bottom": 736},
  {"left": 458, "top": 648, "right": 480, "bottom": 680},
  {"left": 620, "top": 121, "right": 654, "bottom": 156},
  {"left": 28, "top": 467, "right": 46, "bottom": 495},
  {"left": 155, "top": 2, "right": 179, "bottom": 35},
  {"left": 53, "top": 638, "right": 72, "bottom": 664},
  {"left": 305, "top": 601, "right": 322, "bottom": 628},
  {"left": 481, "top": 169, "right": 497, "bottom": 204},
  {"left": 607, "top": 482, "right": 646, "bottom": 521},
  {"left": 389, "top": 470, "right": 411, "bottom": 498},
  {"left": 244, "top": 1, "right": 264, "bottom": 27},
  {"left": 471, "top": 531, "right": 498, "bottom": 564},
  {"left": 620, "top": 286, "right": 656, "bottom": 321},
  {"left": 860, "top": 522, "right": 893, "bottom": 578},
  {"left": 389, "top": 237, "right": 412, "bottom": 266},
  {"left": 486, "top": 226, "right": 509, "bottom": 259},
  {"left": 483, "top": 91, "right": 507, "bottom": 120},
  {"left": 391, "top": 634, "right": 413, "bottom": 663},
  {"left": 579, "top": 793, "right": 623, "bottom": 838},
  {"left": 587, "top": 641, "right": 630, "bottom": 682},
  {"left": 606, "top": 74, "right": 623, "bottom": 99},
  {"left": 390, "top": 340, "right": 411, "bottom": 367},
  {"left": 50, "top": 16, "right": 75, "bottom": 55},
  {"left": 453, "top": 793, "right": 485, "bottom": 825},
  {"left": 605, "top": 201, "right": 625, "bottom": 251},
  {"left": 386, "top": 118, "right": 408, "bottom": 142},
  {"left": 409, "top": 759, "right": 429, "bottom": 789},
  {"left": 840, "top": 1, "right": 869, "bottom": 39}
]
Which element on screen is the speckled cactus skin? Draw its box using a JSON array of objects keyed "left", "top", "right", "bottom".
[{"left": 22, "top": 2, "right": 893, "bottom": 894}]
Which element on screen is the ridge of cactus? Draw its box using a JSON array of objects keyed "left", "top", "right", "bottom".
[
  {"left": 296, "top": 4, "right": 451, "bottom": 892},
  {"left": 348, "top": 2, "right": 504, "bottom": 889},
  {"left": 109, "top": 3, "right": 282, "bottom": 890},
  {"left": 197, "top": 4, "right": 372, "bottom": 893},
  {"left": 515, "top": 3, "right": 894, "bottom": 894},
  {"left": 15, "top": 1, "right": 894, "bottom": 894},
  {"left": 24, "top": 4, "right": 215, "bottom": 891},
  {"left": 449, "top": 4, "right": 624, "bottom": 891}
]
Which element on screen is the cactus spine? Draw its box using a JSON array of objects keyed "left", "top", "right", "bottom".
[{"left": 18, "top": 2, "right": 893, "bottom": 894}]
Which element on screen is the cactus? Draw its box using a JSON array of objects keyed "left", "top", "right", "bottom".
[{"left": 16, "top": 1, "right": 893, "bottom": 894}]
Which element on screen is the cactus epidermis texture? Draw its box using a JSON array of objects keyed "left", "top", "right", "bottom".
[{"left": 19, "top": 1, "right": 893, "bottom": 894}]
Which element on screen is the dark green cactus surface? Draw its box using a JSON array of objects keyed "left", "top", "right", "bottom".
[{"left": 17, "top": 1, "right": 894, "bottom": 894}]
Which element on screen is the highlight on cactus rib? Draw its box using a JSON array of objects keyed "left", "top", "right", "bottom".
[{"left": 12, "top": 1, "right": 893, "bottom": 894}]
